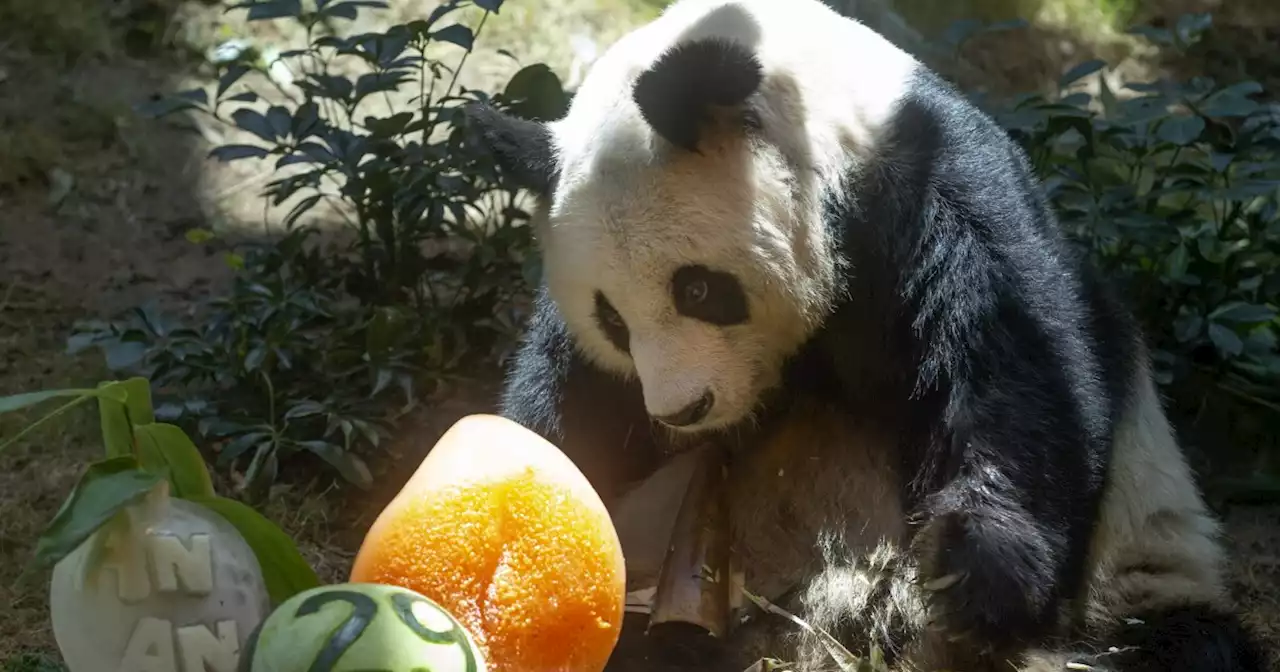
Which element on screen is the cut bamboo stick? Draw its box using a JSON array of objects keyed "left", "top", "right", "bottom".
[{"left": 648, "top": 445, "right": 733, "bottom": 638}]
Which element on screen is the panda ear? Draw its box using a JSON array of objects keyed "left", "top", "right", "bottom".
[
  {"left": 464, "top": 103, "right": 559, "bottom": 198},
  {"left": 633, "top": 37, "right": 764, "bottom": 153}
]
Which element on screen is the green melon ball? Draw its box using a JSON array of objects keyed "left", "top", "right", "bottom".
[{"left": 240, "top": 582, "right": 485, "bottom": 672}]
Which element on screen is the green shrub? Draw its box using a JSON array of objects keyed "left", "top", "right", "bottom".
[
  {"left": 975, "top": 14, "right": 1279, "bottom": 447},
  {"left": 69, "top": 0, "right": 567, "bottom": 498}
]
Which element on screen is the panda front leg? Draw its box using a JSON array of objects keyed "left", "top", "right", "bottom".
[
  {"left": 901, "top": 379, "right": 1102, "bottom": 661},
  {"left": 499, "top": 287, "right": 665, "bottom": 503},
  {"left": 907, "top": 479, "right": 1062, "bottom": 660}
]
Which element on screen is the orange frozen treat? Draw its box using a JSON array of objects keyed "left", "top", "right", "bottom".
[{"left": 349, "top": 414, "right": 627, "bottom": 672}]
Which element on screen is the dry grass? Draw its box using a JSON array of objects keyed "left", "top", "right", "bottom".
[{"left": 0, "top": 289, "right": 104, "bottom": 660}]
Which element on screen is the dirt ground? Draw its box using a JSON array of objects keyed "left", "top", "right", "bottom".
[{"left": 1, "top": 0, "right": 1278, "bottom": 668}]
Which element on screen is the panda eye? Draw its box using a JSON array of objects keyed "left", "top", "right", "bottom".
[
  {"left": 684, "top": 279, "right": 709, "bottom": 305},
  {"left": 593, "top": 291, "right": 630, "bottom": 354},
  {"left": 672, "top": 265, "right": 749, "bottom": 326}
]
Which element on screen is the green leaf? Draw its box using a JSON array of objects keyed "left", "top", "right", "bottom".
[
  {"left": 502, "top": 63, "right": 569, "bottom": 122},
  {"left": 210, "top": 145, "right": 271, "bottom": 162},
  {"left": 120, "top": 377, "right": 155, "bottom": 425},
  {"left": 244, "top": 344, "right": 268, "bottom": 371},
  {"left": 0, "top": 388, "right": 102, "bottom": 414},
  {"left": 0, "top": 385, "right": 126, "bottom": 453},
  {"left": 231, "top": 109, "right": 278, "bottom": 142},
  {"left": 134, "top": 423, "right": 216, "bottom": 499},
  {"left": 1058, "top": 59, "right": 1106, "bottom": 89},
  {"left": 134, "top": 95, "right": 205, "bottom": 119},
  {"left": 98, "top": 396, "right": 132, "bottom": 459},
  {"left": 295, "top": 440, "right": 373, "bottom": 489},
  {"left": 228, "top": 0, "right": 303, "bottom": 21},
  {"left": 66, "top": 329, "right": 104, "bottom": 355},
  {"left": 1156, "top": 115, "right": 1204, "bottom": 146},
  {"left": 104, "top": 340, "right": 147, "bottom": 370},
  {"left": 33, "top": 456, "right": 164, "bottom": 569},
  {"left": 352, "top": 71, "right": 412, "bottom": 103},
  {"left": 1208, "top": 323, "right": 1244, "bottom": 357},
  {"left": 432, "top": 24, "right": 474, "bottom": 50},
  {"left": 187, "top": 495, "right": 321, "bottom": 604},
  {"left": 243, "top": 441, "right": 279, "bottom": 493},
  {"left": 96, "top": 378, "right": 154, "bottom": 459},
  {"left": 1097, "top": 70, "right": 1118, "bottom": 117},
  {"left": 1200, "top": 92, "right": 1259, "bottom": 118},
  {"left": 1165, "top": 243, "right": 1189, "bottom": 280},
  {"left": 319, "top": 0, "right": 388, "bottom": 20},
  {"left": 1209, "top": 302, "right": 1276, "bottom": 325},
  {"left": 364, "top": 111, "right": 414, "bottom": 138},
  {"left": 217, "top": 64, "right": 252, "bottom": 99},
  {"left": 283, "top": 194, "right": 323, "bottom": 229},
  {"left": 218, "top": 431, "right": 271, "bottom": 466}
]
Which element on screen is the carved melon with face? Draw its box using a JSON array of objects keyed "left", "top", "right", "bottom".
[{"left": 238, "top": 583, "right": 485, "bottom": 672}]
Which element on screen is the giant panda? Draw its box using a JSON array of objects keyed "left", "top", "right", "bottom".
[{"left": 463, "top": 0, "right": 1268, "bottom": 670}]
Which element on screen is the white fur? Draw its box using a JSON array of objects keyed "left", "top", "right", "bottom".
[
  {"left": 1081, "top": 355, "right": 1229, "bottom": 624},
  {"left": 1009, "top": 355, "right": 1232, "bottom": 671},
  {"left": 533, "top": 0, "right": 920, "bottom": 429}
]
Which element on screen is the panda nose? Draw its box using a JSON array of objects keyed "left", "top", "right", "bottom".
[{"left": 654, "top": 391, "right": 714, "bottom": 427}]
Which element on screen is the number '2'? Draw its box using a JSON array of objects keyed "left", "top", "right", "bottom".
[{"left": 240, "top": 589, "right": 481, "bottom": 672}]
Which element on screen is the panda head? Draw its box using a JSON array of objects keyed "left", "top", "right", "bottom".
[{"left": 467, "top": 0, "right": 918, "bottom": 432}]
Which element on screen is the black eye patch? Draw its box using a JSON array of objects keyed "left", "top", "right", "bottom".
[
  {"left": 671, "top": 264, "right": 749, "bottom": 326},
  {"left": 593, "top": 291, "right": 630, "bottom": 354}
]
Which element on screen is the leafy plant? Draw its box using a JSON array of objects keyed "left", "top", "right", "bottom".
[
  {"left": 141, "top": 0, "right": 563, "bottom": 309},
  {"left": 1, "top": 377, "right": 321, "bottom": 604},
  {"left": 72, "top": 0, "right": 567, "bottom": 494},
  {"left": 984, "top": 13, "right": 1278, "bottom": 399},
  {"left": 971, "top": 13, "right": 1280, "bottom": 492}
]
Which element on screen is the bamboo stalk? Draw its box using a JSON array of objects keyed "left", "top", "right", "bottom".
[{"left": 648, "top": 445, "right": 733, "bottom": 638}]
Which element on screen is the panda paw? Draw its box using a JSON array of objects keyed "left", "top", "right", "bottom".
[
  {"left": 911, "top": 508, "right": 1057, "bottom": 653},
  {"left": 1014, "top": 649, "right": 1121, "bottom": 672}
]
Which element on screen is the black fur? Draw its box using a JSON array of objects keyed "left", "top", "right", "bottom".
[
  {"left": 467, "top": 28, "right": 1264, "bottom": 672},
  {"left": 866, "top": 69, "right": 1133, "bottom": 654},
  {"left": 462, "top": 102, "right": 559, "bottom": 196},
  {"left": 1034, "top": 605, "right": 1268, "bottom": 672},
  {"left": 671, "top": 264, "right": 751, "bottom": 326},
  {"left": 632, "top": 37, "right": 763, "bottom": 152},
  {"left": 499, "top": 287, "right": 661, "bottom": 502}
]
